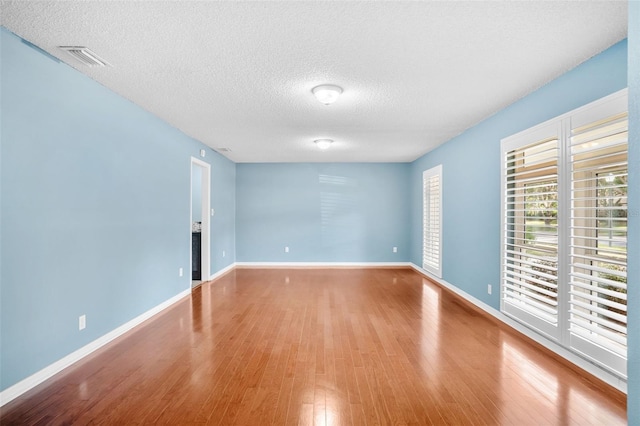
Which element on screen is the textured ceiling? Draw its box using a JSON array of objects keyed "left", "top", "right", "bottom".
[{"left": 0, "top": 1, "right": 628, "bottom": 163}]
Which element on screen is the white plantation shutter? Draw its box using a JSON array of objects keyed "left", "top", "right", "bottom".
[
  {"left": 502, "top": 124, "right": 561, "bottom": 340},
  {"left": 423, "top": 165, "right": 442, "bottom": 278},
  {"left": 501, "top": 89, "right": 628, "bottom": 377},
  {"left": 568, "top": 102, "right": 628, "bottom": 375}
]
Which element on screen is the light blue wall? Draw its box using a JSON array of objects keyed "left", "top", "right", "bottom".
[
  {"left": 409, "top": 40, "right": 628, "bottom": 309},
  {"left": 627, "top": 1, "right": 639, "bottom": 423},
  {"left": 210, "top": 153, "right": 236, "bottom": 273},
  {"left": 236, "top": 163, "right": 409, "bottom": 262},
  {"left": 0, "top": 28, "right": 236, "bottom": 391}
]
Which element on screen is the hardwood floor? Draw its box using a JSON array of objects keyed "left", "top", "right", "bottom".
[{"left": 0, "top": 268, "right": 626, "bottom": 425}]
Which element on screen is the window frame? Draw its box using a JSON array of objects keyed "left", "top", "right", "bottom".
[
  {"left": 500, "top": 89, "right": 628, "bottom": 378},
  {"left": 501, "top": 123, "right": 562, "bottom": 342},
  {"left": 423, "top": 165, "right": 443, "bottom": 278}
]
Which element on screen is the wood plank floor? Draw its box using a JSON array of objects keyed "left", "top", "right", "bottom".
[{"left": 0, "top": 268, "right": 626, "bottom": 425}]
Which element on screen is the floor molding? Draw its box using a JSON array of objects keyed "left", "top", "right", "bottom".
[
  {"left": 207, "top": 262, "right": 236, "bottom": 280},
  {"left": 0, "top": 288, "right": 191, "bottom": 407},
  {"left": 235, "top": 261, "right": 411, "bottom": 269},
  {"left": 409, "top": 263, "right": 627, "bottom": 394}
]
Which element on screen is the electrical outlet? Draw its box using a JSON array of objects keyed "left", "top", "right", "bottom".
[
  {"left": 222, "top": 250, "right": 226, "bottom": 258},
  {"left": 393, "top": 247, "right": 398, "bottom": 253},
  {"left": 179, "top": 267, "right": 184, "bottom": 277},
  {"left": 285, "top": 246, "right": 289, "bottom": 253},
  {"left": 79, "top": 315, "right": 86, "bottom": 331},
  {"left": 488, "top": 284, "right": 492, "bottom": 295}
]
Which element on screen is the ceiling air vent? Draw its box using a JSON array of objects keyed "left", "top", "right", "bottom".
[
  {"left": 215, "top": 148, "right": 232, "bottom": 152},
  {"left": 58, "top": 46, "right": 110, "bottom": 67}
]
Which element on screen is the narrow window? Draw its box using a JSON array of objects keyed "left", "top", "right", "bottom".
[
  {"left": 423, "top": 165, "right": 442, "bottom": 278},
  {"left": 503, "top": 135, "right": 560, "bottom": 338},
  {"left": 569, "top": 110, "right": 628, "bottom": 375}
]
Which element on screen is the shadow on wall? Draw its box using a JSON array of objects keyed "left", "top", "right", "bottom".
[{"left": 319, "top": 171, "right": 363, "bottom": 255}]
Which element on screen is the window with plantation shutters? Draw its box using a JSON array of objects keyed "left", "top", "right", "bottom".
[
  {"left": 569, "top": 106, "right": 628, "bottom": 375},
  {"left": 423, "top": 165, "right": 442, "bottom": 278},
  {"left": 502, "top": 129, "right": 560, "bottom": 340},
  {"left": 501, "top": 89, "right": 628, "bottom": 378}
]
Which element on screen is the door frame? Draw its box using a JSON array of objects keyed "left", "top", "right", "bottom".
[{"left": 190, "top": 157, "right": 211, "bottom": 287}]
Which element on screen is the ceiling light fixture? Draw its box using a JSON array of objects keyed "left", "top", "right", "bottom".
[
  {"left": 312, "top": 85, "right": 343, "bottom": 105},
  {"left": 314, "top": 139, "right": 333, "bottom": 150}
]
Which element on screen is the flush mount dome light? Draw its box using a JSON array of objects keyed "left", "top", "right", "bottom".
[
  {"left": 314, "top": 139, "right": 333, "bottom": 150},
  {"left": 312, "top": 84, "right": 343, "bottom": 105}
]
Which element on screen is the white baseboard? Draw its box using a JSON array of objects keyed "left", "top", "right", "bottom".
[
  {"left": 208, "top": 262, "right": 236, "bottom": 281},
  {"left": 235, "top": 261, "right": 411, "bottom": 269},
  {"left": 409, "top": 263, "right": 627, "bottom": 393},
  {"left": 0, "top": 288, "right": 191, "bottom": 407}
]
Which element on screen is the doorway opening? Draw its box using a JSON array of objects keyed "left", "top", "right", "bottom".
[{"left": 191, "top": 157, "right": 211, "bottom": 288}]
